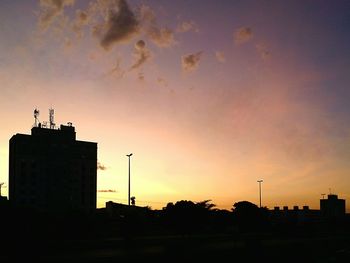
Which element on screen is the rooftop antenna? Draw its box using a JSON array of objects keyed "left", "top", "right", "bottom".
[
  {"left": 34, "top": 108, "right": 40, "bottom": 127},
  {"left": 321, "top": 193, "right": 326, "bottom": 199},
  {"left": 49, "top": 108, "right": 55, "bottom": 129}
]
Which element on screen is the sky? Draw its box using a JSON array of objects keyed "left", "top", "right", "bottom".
[{"left": 1, "top": 0, "right": 350, "bottom": 211}]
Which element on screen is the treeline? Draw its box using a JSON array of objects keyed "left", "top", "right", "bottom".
[
  {"left": 1, "top": 199, "right": 349, "bottom": 242},
  {"left": 102, "top": 200, "right": 273, "bottom": 239}
]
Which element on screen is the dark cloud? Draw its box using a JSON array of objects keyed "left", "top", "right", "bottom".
[
  {"left": 99, "top": 0, "right": 140, "bottom": 50},
  {"left": 38, "top": 0, "right": 75, "bottom": 31},
  {"left": 234, "top": 27, "right": 253, "bottom": 44},
  {"left": 97, "top": 161, "right": 107, "bottom": 170},
  {"left": 38, "top": 0, "right": 175, "bottom": 51},
  {"left": 176, "top": 21, "right": 198, "bottom": 33},
  {"left": 130, "top": 39, "right": 151, "bottom": 70},
  {"left": 182, "top": 51, "right": 203, "bottom": 72}
]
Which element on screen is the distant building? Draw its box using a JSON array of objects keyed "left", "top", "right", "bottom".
[
  {"left": 9, "top": 121, "right": 97, "bottom": 213},
  {"left": 270, "top": 205, "right": 320, "bottom": 224},
  {"left": 320, "top": 194, "right": 345, "bottom": 218}
]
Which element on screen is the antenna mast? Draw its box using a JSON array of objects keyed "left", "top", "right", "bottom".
[
  {"left": 49, "top": 108, "right": 55, "bottom": 129},
  {"left": 34, "top": 108, "right": 40, "bottom": 127}
]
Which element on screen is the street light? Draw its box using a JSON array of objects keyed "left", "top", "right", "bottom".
[
  {"left": 126, "top": 153, "right": 133, "bottom": 206},
  {"left": 257, "top": 180, "right": 263, "bottom": 208}
]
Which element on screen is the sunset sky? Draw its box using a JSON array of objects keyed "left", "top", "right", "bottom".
[{"left": 1, "top": 0, "right": 350, "bottom": 211}]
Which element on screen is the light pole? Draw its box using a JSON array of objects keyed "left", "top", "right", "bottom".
[
  {"left": 257, "top": 180, "right": 263, "bottom": 208},
  {"left": 126, "top": 153, "right": 133, "bottom": 206}
]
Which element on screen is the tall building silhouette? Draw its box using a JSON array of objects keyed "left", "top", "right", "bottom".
[
  {"left": 9, "top": 116, "right": 97, "bottom": 213},
  {"left": 320, "top": 194, "right": 346, "bottom": 218}
]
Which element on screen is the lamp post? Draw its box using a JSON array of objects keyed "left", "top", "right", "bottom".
[
  {"left": 257, "top": 180, "right": 263, "bottom": 208},
  {"left": 126, "top": 153, "right": 133, "bottom": 206}
]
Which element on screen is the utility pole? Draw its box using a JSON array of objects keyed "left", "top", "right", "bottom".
[
  {"left": 257, "top": 180, "right": 263, "bottom": 208},
  {"left": 126, "top": 153, "right": 133, "bottom": 206}
]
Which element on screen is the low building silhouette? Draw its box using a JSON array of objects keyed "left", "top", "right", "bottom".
[
  {"left": 270, "top": 205, "right": 320, "bottom": 224},
  {"left": 9, "top": 116, "right": 97, "bottom": 213}
]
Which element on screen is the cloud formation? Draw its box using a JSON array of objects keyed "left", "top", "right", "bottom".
[
  {"left": 38, "top": 0, "right": 177, "bottom": 51},
  {"left": 139, "top": 5, "right": 175, "bottom": 47},
  {"left": 98, "top": 0, "right": 140, "bottom": 50},
  {"left": 176, "top": 20, "right": 199, "bottom": 33},
  {"left": 234, "top": 27, "right": 253, "bottom": 44},
  {"left": 38, "top": 0, "right": 75, "bottom": 31},
  {"left": 182, "top": 51, "right": 203, "bottom": 72},
  {"left": 215, "top": 51, "right": 226, "bottom": 63},
  {"left": 97, "top": 162, "right": 107, "bottom": 170},
  {"left": 72, "top": 9, "right": 89, "bottom": 38},
  {"left": 130, "top": 39, "right": 151, "bottom": 70},
  {"left": 147, "top": 27, "right": 175, "bottom": 47}
]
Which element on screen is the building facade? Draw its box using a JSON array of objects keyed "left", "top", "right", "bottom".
[{"left": 9, "top": 124, "right": 97, "bottom": 213}]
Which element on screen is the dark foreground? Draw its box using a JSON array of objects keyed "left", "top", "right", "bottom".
[
  {"left": 2, "top": 232, "right": 350, "bottom": 263},
  {"left": 1, "top": 201, "right": 350, "bottom": 262}
]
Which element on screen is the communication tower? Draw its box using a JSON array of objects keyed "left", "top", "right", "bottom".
[
  {"left": 49, "top": 108, "right": 55, "bottom": 129},
  {"left": 34, "top": 108, "right": 40, "bottom": 127}
]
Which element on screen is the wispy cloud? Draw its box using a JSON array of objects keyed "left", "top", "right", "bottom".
[
  {"left": 176, "top": 20, "right": 198, "bottom": 33},
  {"left": 38, "top": 0, "right": 75, "bottom": 31},
  {"left": 147, "top": 27, "right": 175, "bottom": 47},
  {"left": 139, "top": 5, "right": 175, "bottom": 47},
  {"left": 182, "top": 51, "right": 203, "bottom": 72},
  {"left": 129, "top": 39, "right": 151, "bottom": 70},
  {"left": 234, "top": 27, "right": 253, "bottom": 44},
  {"left": 215, "top": 51, "right": 226, "bottom": 63},
  {"left": 72, "top": 9, "right": 89, "bottom": 38},
  {"left": 108, "top": 57, "right": 125, "bottom": 78}
]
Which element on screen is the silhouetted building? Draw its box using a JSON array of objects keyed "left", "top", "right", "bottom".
[
  {"left": 270, "top": 205, "right": 321, "bottom": 224},
  {"left": 9, "top": 124, "right": 97, "bottom": 213},
  {"left": 320, "top": 194, "right": 345, "bottom": 218}
]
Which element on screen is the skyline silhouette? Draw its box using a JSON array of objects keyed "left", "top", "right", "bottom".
[
  {"left": 1, "top": 0, "right": 350, "bottom": 214},
  {"left": 1, "top": 107, "right": 349, "bottom": 213}
]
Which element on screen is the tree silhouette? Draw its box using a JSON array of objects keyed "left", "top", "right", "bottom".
[
  {"left": 162, "top": 200, "right": 217, "bottom": 235},
  {"left": 196, "top": 199, "right": 216, "bottom": 210},
  {"left": 232, "top": 201, "right": 268, "bottom": 231}
]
